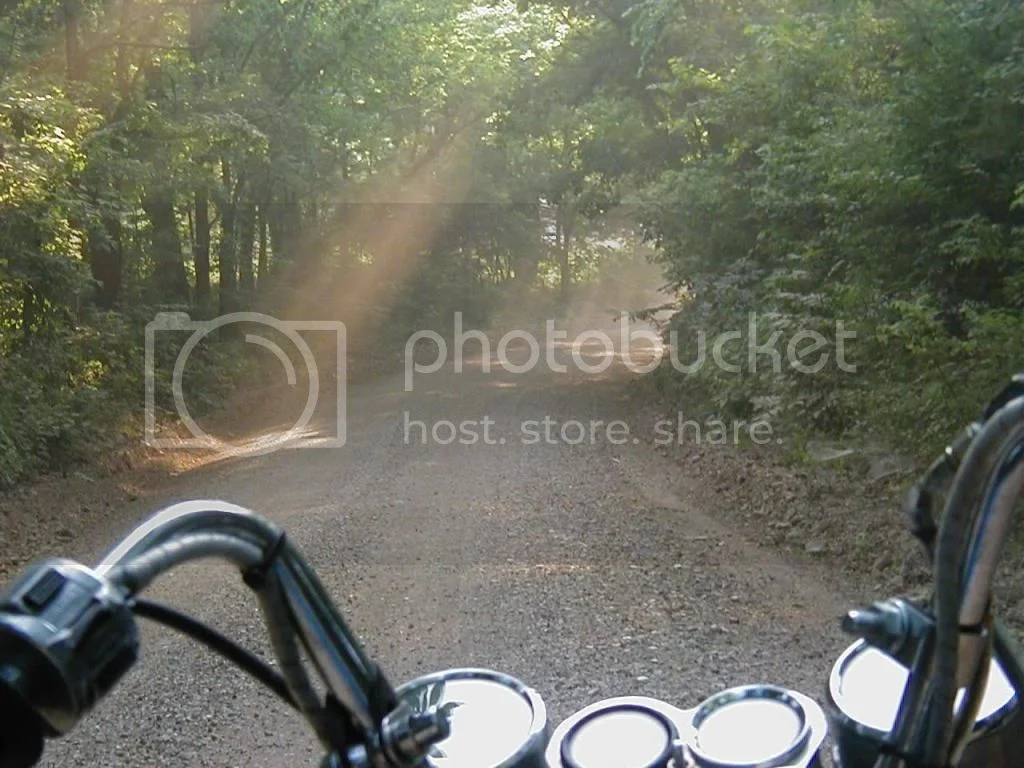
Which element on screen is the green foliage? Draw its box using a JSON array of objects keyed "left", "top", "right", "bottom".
[
  {"left": 0, "top": 0, "right": 631, "bottom": 485},
  {"left": 623, "top": 0, "right": 1024, "bottom": 460},
  {"left": 4, "top": 0, "right": 1020, "bottom": 484}
]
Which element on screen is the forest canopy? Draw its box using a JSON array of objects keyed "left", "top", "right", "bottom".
[{"left": 0, "top": 0, "right": 1021, "bottom": 483}]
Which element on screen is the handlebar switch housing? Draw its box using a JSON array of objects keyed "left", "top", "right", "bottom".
[{"left": 0, "top": 558, "right": 140, "bottom": 737}]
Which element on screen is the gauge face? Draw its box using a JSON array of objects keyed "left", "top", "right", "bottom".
[
  {"left": 562, "top": 706, "right": 673, "bottom": 768},
  {"left": 399, "top": 670, "right": 544, "bottom": 768},
  {"left": 693, "top": 699, "right": 803, "bottom": 764},
  {"left": 830, "top": 643, "right": 1016, "bottom": 733},
  {"left": 688, "top": 685, "right": 810, "bottom": 768}
]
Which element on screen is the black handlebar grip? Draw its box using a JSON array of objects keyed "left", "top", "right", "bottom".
[
  {"left": 0, "top": 681, "right": 44, "bottom": 768},
  {"left": 0, "top": 559, "right": 139, "bottom": 737}
]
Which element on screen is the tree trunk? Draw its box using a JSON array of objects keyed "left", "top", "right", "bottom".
[
  {"left": 266, "top": 193, "right": 302, "bottom": 275},
  {"left": 188, "top": 0, "right": 211, "bottom": 84},
  {"left": 114, "top": 0, "right": 130, "bottom": 96},
  {"left": 63, "top": 0, "right": 85, "bottom": 81},
  {"left": 217, "top": 160, "right": 237, "bottom": 316},
  {"left": 237, "top": 201, "right": 256, "bottom": 300},
  {"left": 194, "top": 188, "right": 211, "bottom": 312},
  {"left": 267, "top": 205, "right": 283, "bottom": 275},
  {"left": 557, "top": 202, "right": 575, "bottom": 300},
  {"left": 257, "top": 207, "right": 269, "bottom": 293},
  {"left": 21, "top": 285, "right": 35, "bottom": 339},
  {"left": 513, "top": 203, "right": 542, "bottom": 287},
  {"left": 143, "top": 195, "right": 191, "bottom": 303},
  {"left": 85, "top": 216, "right": 124, "bottom": 309}
]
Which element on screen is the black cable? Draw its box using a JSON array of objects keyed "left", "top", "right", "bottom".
[{"left": 131, "top": 597, "right": 298, "bottom": 711}]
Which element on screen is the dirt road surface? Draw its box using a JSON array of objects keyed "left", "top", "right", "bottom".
[{"left": 34, "top": 332, "right": 860, "bottom": 767}]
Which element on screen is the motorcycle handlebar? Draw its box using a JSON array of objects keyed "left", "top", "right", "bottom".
[{"left": 0, "top": 501, "right": 446, "bottom": 768}]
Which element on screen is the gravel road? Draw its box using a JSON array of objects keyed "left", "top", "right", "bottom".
[{"left": 37, "top": 334, "right": 859, "bottom": 767}]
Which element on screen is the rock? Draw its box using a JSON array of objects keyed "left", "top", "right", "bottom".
[{"left": 805, "top": 540, "right": 826, "bottom": 554}]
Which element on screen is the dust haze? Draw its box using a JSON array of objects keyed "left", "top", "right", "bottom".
[{"left": 490, "top": 242, "right": 676, "bottom": 340}]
